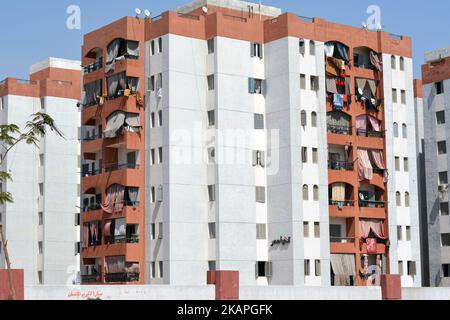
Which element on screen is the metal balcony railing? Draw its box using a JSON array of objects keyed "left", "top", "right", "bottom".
[
  {"left": 327, "top": 125, "right": 352, "bottom": 135},
  {"left": 105, "top": 272, "right": 139, "bottom": 283},
  {"left": 359, "top": 200, "right": 386, "bottom": 208},
  {"left": 329, "top": 200, "right": 355, "bottom": 207},
  {"left": 81, "top": 273, "right": 102, "bottom": 284},
  {"left": 330, "top": 237, "right": 356, "bottom": 244},
  {"left": 83, "top": 58, "right": 103, "bottom": 74},
  {"left": 356, "top": 129, "right": 385, "bottom": 138},
  {"left": 328, "top": 160, "right": 354, "bottom": 171},
  {"left": 104, "top": 163, "right": 140, "bottom": 173}
]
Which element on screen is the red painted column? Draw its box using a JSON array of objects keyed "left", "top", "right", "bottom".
[
  {"left": 380, "top": 275, "right": 402, "bottom": 300},
  {"left": 0, "top": 270, "right": 24, "bottom": 300},
  {"left": 214, "top": 271, "right": 239, "bottom": 300}
]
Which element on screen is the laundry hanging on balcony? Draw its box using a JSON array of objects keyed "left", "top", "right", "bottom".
[
  {"left": 89, "top": 222, "right": 99, "bottom": 245},
  {"left": 357, "top": 149, "right": 373, "bottom": 181},
  {"left": 101, "top": 184, "right": 125, "bottom": 214},
  {"left": 330, "top": 254, "right": 356, "bottom": 286},
  {"left": 370, "top": 150, "right": 385, "bottom": 170},
  {"left": 104, "top": 221, "right": 112, "bottom": 238},
  {"left": 356, "top": 78, "right": 382, "bottom": 111},
  {"left": 125, "top": 263, "right": 140, "bottom": 275},
  {"left": 333, "top": 94, "right": 345, "bottom": 110},
  {"left": 107, "top": 72, "right": 126, "bottom": 98},
  {"left": 326, "top": 57, "right": 346, "bottom": 77}
]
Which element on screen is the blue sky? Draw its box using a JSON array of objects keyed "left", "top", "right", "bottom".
[{"left": 0, "top": 0, "right": 448, "bottom": 79}]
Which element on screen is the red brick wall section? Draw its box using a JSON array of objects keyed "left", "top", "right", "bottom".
[
  {"left": 0, "top": 270, "right": 24, "bottom": 300},
  {"left": 380, "top": 275, "right": 402, "bottom": 300},
  {"left": 215, "top": 271, "right": 239, "bottom": 300}
]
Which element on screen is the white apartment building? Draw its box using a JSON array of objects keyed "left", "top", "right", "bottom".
[{"left": 0, "top": 58, "right": 81, "bottom": 285}]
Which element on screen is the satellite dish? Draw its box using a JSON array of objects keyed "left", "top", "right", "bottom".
[
  {"left": 361, "top": 22, "right": 368, "bottom": 30},
  {"left": 144, "top": 9, "right": 151, "bottom": 18},
  {"left": 135, "top": 8, "right": 142, "bottom": 17},
  {"left": 202, "top": 6, "right": 208, "bottom": 14}
]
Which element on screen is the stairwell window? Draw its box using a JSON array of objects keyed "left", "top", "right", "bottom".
[
  {"left": 312, "top": 148, "right": 318, "bottom": 164},
  {"left": 158, "top": 261, "right": 164, "bottom": 278},
  {"left": 440, "top": 202, "right": 449, "bottom": 216},
  {"left": 256, "top": 224, "right": 267, "bottom": 240},
  {"left": 151, "top": 224, "right": 156, "bottom": 240},
  {"left": 407, "top": 261, "right": 416, "bottom": 277},
  {"left": 442, "top": 234, "right": 450, "bottom": 247},
  {"left": 314, "top": 222, "right": 320, "bottom": 238},
  {"left": 402, "top": 124, "right": 407, "bottom": 139},
  {"left": 149, "top": 76, "right": 155, "bottom": 91},
  {"left": 38, "top": 212, "right": 44, "bottom": 226},
  {"left": 304, "top": 260, "right": 311, "bottom": 276},
  {"left": 249, "top": 78, "right": 265, "bottom": 95},
  {"left": 404, "top": 158, "right": 409, "bottom": 172},
  {"left": 253, "top": 150, "right": 265, "bottom": 168},
  {"left": 315, "top": 260, "right": 321, "bottom": 276},
  {"left": 301, "top": 110, "right": 307, "bottom": 127},
  {"left": 302, "top": 147, "right": 308, "bottom": 163},
  {"left": 208, "top": 185, "right": 216, "bottom": 202},
  {"left": 397, "top": 226, "right": 402, "bottom": 240},
  {"left": 406, "top": 226, "right": 411, "bottom": 241},
  {"left": 158, "top": 223, "right": 163, "bottom": 239},
  {"left": 396, "top": 191, "right": 402, "bottom": 206},
  {"left": 299, "top": 39, "right": 305, "bottom": 55},
  {"left": 391, "top": 55, "right": 396, "bottom": 69},
  {"left": 398, "top": 261, "right": 404, "bottom": 276},
  {"left": 150, "top": 112, "right": 155, "bottom": 128},
  {"left": 303, "top": 222, "right": 309, "bottom": 238},
  {"left": 439, "top": 172, "right": 448, "bottom": 185},
  {"left": 405, "top": 192, "right": 410, "bottom": 207},
  {"left": 251, "top": 43, "right": 263, "bottom": 59},
  {"left": 310, "top": 76, "right": 319, "bottom": 91},
  {"left": 313, "top": 185, "right": 319, "bottom": 201},
  {"left": 395, "top": 157, "right": 400, "bottom": 171},
  {"left": 256, "top": 261, "right": 272, "bottom": 278},
  {"left": 150, "top": 187, "right": 156, "bottom": 203},
  {"left": 158, "top": 37, "right": 163, "bottom": 53},
  {"left": 435, "top": 81, "right": 444, "bottom": 95},
  {"left": 394, "top": 123, "right": 399, "bottom": 138},
  {"left": 207, "top": 75, "right": 215, "bottom": 91},
  {"left": 38, "top": 241, "right": 43, "bottom": 254},
  {"left": 311, "top": 112, "right": 317, "bottom": 127},
  {"left": 438, "top": 141, "right": 447, "bottom": 155},
  {"left": 443, "top": 264, "right": 450, "bottom": 278},
  {"left": 150, "top": 149, "right": 155, "bottom": 165},
  {"left": 208, "top": 110, "right": 216, "bottom": 127},
  {"left": 309, "top": 41, "right": 316, "bottom": 55},
  {"left": 158, "top": 110, "right": 163, "bottom": 127}
]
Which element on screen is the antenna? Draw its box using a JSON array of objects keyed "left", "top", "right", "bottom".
[
  {"left": 202, "top": 6, "right": 208, "bottom": 14},
  {"left": 135, "top": 8, "right": 142, "bottom": 18}
]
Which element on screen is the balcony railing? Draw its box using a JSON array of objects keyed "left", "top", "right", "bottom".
[
  {"left": 328, "top": 160, "right": 354, "bottom": 171},
  {"left": 329, "top": 200, "right": 355, "bottom": 207},
  {"left": 104, "top": 163, "right": 140, "bottom": 173},
  {"left": 105, "top": 272, "right": 139, "bottom": 283},
  {"left": 327, "top": 125, "right": 352, "bottom": 135},
  {"left": 356, "top": 129, "right": 385, "bottom": 138},
  {"left": 81, "top": 273, "right": 102, "bottom": 284},
  {"left": 330, "top": 237, "right": 356, "bottom": 244},
  {"left": 83, "top": 58, "right": 103, "bottom": 74},
  {"left": 373, "top": 168, "right": 386, "bottom": 175},
  {"left": 359, "top": 200, "right": 386, "bottom": 208},
  {"left": 112, "top": 234, "right": 140, "bottom": 244},
  {"left": 83, "top": 203, "right": 102, "bottom": 212},
  {"left": 82, "top": 168, "right": 102, "bottom": 177},
  {"left": 82, "top": 133, "right": 102, "bottom": 142}
]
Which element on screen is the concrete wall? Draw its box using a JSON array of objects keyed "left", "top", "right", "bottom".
[{"left": 402, "top": 287, "right": 450, "bottom": 300}]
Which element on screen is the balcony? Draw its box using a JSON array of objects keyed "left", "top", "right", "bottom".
[
  {"left": 356, "top": 128, "right": 385, "bottom": 139},
  {"left": 81, "top": 273, "right": 102, "bottom": 284},
  {"left": 328, "top": 160, "right": 354, "bottom": 171},
  {"left": 104, "top": 162, "right": 140, "bottom": 173},
  {"left": 83, "top": 58, "right": 103, "bottom": 74},
  {"left": 330, "top": 237, "right": 357, "bottom": 253},
  {"left": 359, "top": 200, "right": 386, "bottom": 209},
  {"left": 105, "top": 272, "right": 139, "bottom": 283},
  {"left": 327, "top": 125, "right": 352, "bottom": 136}
]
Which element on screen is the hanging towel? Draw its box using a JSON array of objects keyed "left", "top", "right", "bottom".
[{"left": 333, "top": 94, "right": 344, "bottom": 110}]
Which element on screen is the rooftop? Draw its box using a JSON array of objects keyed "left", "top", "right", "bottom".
[
  {"left": 425, "top": 46, "right": 450, "bottom": 63},
  {"left": 176, "top": 0, "right": 282, "bottom": 17}
]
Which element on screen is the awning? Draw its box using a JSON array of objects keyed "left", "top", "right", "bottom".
[
  {"left": 126, "top": 41, "right": 140, "bottom": 57},
  {"left": 106, "top": 39, "right": 121, "bottom": 73},
  {"left": 104, "top": 112, "right": 126, "bottom": 138},
  {"left": 125, "top": 114, "right": 141, "bottom": 128}
]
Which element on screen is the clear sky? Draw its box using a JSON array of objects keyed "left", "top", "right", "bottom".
[{"left": 0, "top": 0, "right": 448, "bottom": 79}]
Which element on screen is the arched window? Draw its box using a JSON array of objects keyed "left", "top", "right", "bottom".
[
  {"left": 391, "top": 55, "right": 396, "bottom": 69},
  {"left": 405, "top": 192, "right": 410, "bottom": 207},
  {"left": 394, "top": 123, "right": 399, "bottom": 138},
  {"left": 310, "top": 40, "right": 316, "bottom": 56},
  {"left": 313, "top": 185, "right": 319, "bottom": 201},
  {"left": 396, "top": 191, "right": 402, "bottom": 207},
  {"left": 311, "top": 112, "right": 317, "bottom": 127},
  {"left": 400, "top": 57, "right": 405, "bottom": 71},
  {"left": 303, "top": 185, "right": 309, "bottom": 201},
  {"left": 402, "top": 124, "right": 407, "bottom": 139},
  {"left": 301, "top": 110, "right": 307, "bottom": 127}
]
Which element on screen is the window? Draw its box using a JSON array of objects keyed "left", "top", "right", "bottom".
[
  {"left": 303, "top": 222, "right": 309, "bottom": 238},
  {"left": 393, "top": 123, "right": 399, "bottom": 138},
  {"left": 256, "top": 261, "right": 272, "bottom": 278},
  {"left": 39, "top": 183, "right": 44, "bottom": 197},
  {"left": 158, "top": 110, "right": 163, "bottom": 127},
  {"left": 304, "top": 260, "right": 310, "bottom": 276},
  {"left": 39, "top": 154, "right": 44, "bottom": 167},
  {"left": 395, "top": 157, "right": 400, "bottom": 171},
  {"left": 157, "top": 185, "right": 163, "bottom": 202},
  {"left": 313, "top": 185, "right": 319, "bottom": 201},
  {"left": 150, "top": 40, "right": 155, "bottom": 56},
  {"left": 253, "top": 150, "right": 265, "bottom": 168},
  {"left": 75, "top": 213, "right": 80, "bottom": 226},
  {"left": 40, "top": 97, "right": 45, "bottom": 110},
  {"left": 38, "top": 212, "right": 44, "bottom": 226},
  {"left": 38, "top": 241, "right": 43, "bottom": 254},
  {"left": 158, "top": 261, "right": 164, "bottom": 278},
  {"left": 208, "top": 261, "right": 216, "bottom": 271},
  {"left": 302, "top": 147, "right": 308, "bottom": 163},
  {"left": 208, "top": 223, "right": 216, "bottom": 239},
  {"left": 440, "top": 202, "right": 450, "bottom": 216},
  {"left": 208, "top": 147, "right": 216, "bottom": 164},
  {"left": 396, "top": 192, "right": 401, "bottom": 206},
  {"left": 208, "top": 110, "right": 216, "bottom": 127},
  {"left": 310, "top": 76, "right": 319, "bottom": 91},
  {"left": 438, "top": 141, "right": 447, "bottom": 155},
  {"left": 254, "top": 114, "right": 265, "bottom": 130},
  {"left": 402, "top": 124, "right": 407, "bottom": 139},
  {"left": 441, "top": 233, "right": 450, "bottom": 247},
  {"left": 391, "top": 55, "right": 396, "bottom": 69},
  {"left": 150, "top": 187, "right": 156, "bottom": 203},
  {"left": 150, "top": 149, "right": 155, "bottom": 165},
  {"left": 405, "top": 192, "right": 410, "bottom": 207},
  {"left": 407, "top": 261, "right": 416, "bottom": 276},
  {"left": 312, "top": 148, "right": 318, "bottom": 164},
  {"left": 401, "top": 90, "right": 406, "bottom": 104},
  {"left": 443, "top": 264, "right": 450, "bottom": 278},
  {"left": 158, "top": 37, "right": 163, "bottom": 53},
  {"left": 437, "top": 111, "right": 446, "bottom": 125},
  {"left": 38, "top": 271, "right": 43, "bottom": 285},
  {"left": 398, "top": 261, "right": 404, "bottom": 276},
  {"left": 75, "top": 242, "right": 81, "bottom": 255},
  {"left": 0, "top": 96, "right": 4, "bottom": 110},
  {"left": 151, "top": 262, "right": 156, "bottom": 278},
  {"left": 404, "top": 158, "right": 409, "bottom": 172},
  {"left": 249, "top": 78, "right": 265, "bottom": 94},
  {"left": 392, "top": 89, "right": 398, "bottom": 103},
  {"left": 207, "top": 75, "right": 214, "bottom": 91},
  {"left": 208, "top": 185, "right": 216, "bottom": 202},
  {"left": 251, "top": 43, "right": 263, "bottom": 59},
  {"left": 435, "top": 81, "right": 444, "bottom": 95},
  {"left": 158, "top": 223, "right": 163, "bottom": 239},
  {"left": 309, "top": 40, "right": 315, "bottom": 55},
  {"left": 406, "top": 226, "right": 411, "bottom": 241},
  {"left": 256, "top": 186, "right": 266, "bottom": 203},
  {"left": 300, "top": 110, "right": 307, "bottom": 127},
  {"left": 330, "top": 224, "right": 342, "bottom": 240},
  {"left": 314, "top": 222, "right": 320, "bottom": 238},
  {"left": 439, "top": 172, "right": 448, "bottom": 185},
  {"left": 207, "top": 38, "right": 214, "bottom": 54},
  {"left": 149, "top": 76, "right": 155, "bottom": 91},
  {"left": 397, "top": 226, "right": 402, "bottom": 241},
  {"left": 150, "top": 112, "right": 155, "bottom": 128},
  {"left": 299, "top": 39, "right": 305, "bottom": 55},
  {"left": 158, "top": 147, "right": 163, "bottom": 164},
  {"left": 303, "top": 185, "right": 309, "bottom": 201},
  {"left": 300, "top": 74, "right": 306, "bottom": 89},
  {"left": 315, "top": 260, "right": 321, "bottom": 277},
  {"left": 256, "top": 224, "right": 266, "bottom": 240},
  {"left": 156, "top": 73, "right": 163, "bottom": 91},
  {"left": 400, "top": 57, "right": 405, "bottom": 71},
  {"left": 151, "top": 223, "right": 156, "bottom": 240},
  {"left": 311, "top": 112, "right": 317, "bottom": 127}
]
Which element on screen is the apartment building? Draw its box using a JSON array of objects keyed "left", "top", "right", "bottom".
[
  {"left": 0, "top": 57, "right": 81, "bottom": 285},
  {"left": 80, "top": 0, "right": 421, "bottom": 287},
  {"left": 422, "top": 46, "right": 450, "bottom": 287}
]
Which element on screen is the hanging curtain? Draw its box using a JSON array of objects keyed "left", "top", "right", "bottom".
[
  {"left": 125, "top": 114, "right": 141, "bottom": 129},
  {"left": 370, "top": 150, "right": 385, "bottom": 169},
  {"left": 335, "top": 43, "right": 350, "bottom": 65},
  {"left": 105, "top": 256, "right": 125, "bottom": 274},
  {"left": 101, "top": 184, "right": 125, "bottom": 214},
  {"left": 89, "top": 222, "right": 98, "bottom": 244},
  {"left": 104, "top": 221, "right": 112, "bottom": 238},
  {"left": 331, "top": 254, "right": 356, "bottom": 286},
  {"left": 106, "top": 39, "right": 121, "bottom": 73},
  {"left": 114, "top": 218, "right": 126, "bottom": 238},
  {"left": 325, "top": 44, "right": 335, "bottom": 57},
  {"left": 368, "top": 115, "right": 381, "bottom": 132},
  {"left": 370, "top": 51, "right": 383, "bottom": 72},
  {"left": 332, "top": 183, "right": 346, "bottom": 202},
  {"left": 126, "top": 41, "right": 140, "bottom": 57},
  {"left": 367, "top": 238, "right": 378, "bottom": 254},
  {"left": 356, "top": 115, "right": 367, "bottom": 135},
  {"left": 104, "top": 112, "right": 126, "bottom": 138},
  {"left": 367, "top": 79, "right": 377, "bottom": 97},
  {"left": 358, "top": 149, "right": 373, "bottom": 181},
  {"left": 326, "top": 57, "right": 344, "bottom": 77},
  {"left": 126, "top": 263, "right": 140, "bottom": 274},
  {"left": 360, "top": 219, "right": 387, "bottom": 239},
  {"left": 82, "top": 225, "right": 89, "bottom": 248}
]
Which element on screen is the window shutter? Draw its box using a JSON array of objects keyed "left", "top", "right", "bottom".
[
  {"left": 260, "top": 151, "right": 266, "bottom": 168},
  {"left": 252, "top": 150, "right": 258, "bottom": 166},
  {"left": 301, "top": 111, "right": 307, "bottom": 126},
  {"left": 265, "top": 262, "right": 273, "bottom": 278},
  {"left": 258, "top": 44, "right": 263, "bottom": 59},
  {"left": 255, "top": 262, "right": 259, "bottom": 279},
  {"left": 157, "top": 185, "right": 163, "bottom": 202},
  {"left": 249, "top": 78, "right": 255, "bottom": 93},
  {"left": 261, "top": 80, "right": 267, "bottom": 96},
  {"left": 250, "top": 43, "right": 256, "bottom": 57},
  {"left": 299, "top": 39, "right": 305, "bottom": 55}
]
